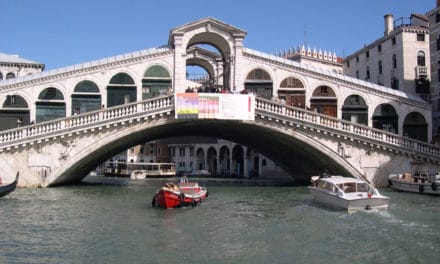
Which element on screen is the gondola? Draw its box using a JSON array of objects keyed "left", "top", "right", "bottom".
[{"left": 0, "top": 172, "right": 19, "bottom": 198}]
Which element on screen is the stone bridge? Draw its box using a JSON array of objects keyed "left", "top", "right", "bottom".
[{"left": 0, "top": 94, "right": 439, "bottom": 188}]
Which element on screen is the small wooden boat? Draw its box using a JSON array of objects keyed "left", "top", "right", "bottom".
[
  {"left": 0, "top": 172, "right": 19, "bottom": 198},
  {"left": 388, "top": 172, "right": 440, "bottom": 195},
  {"left": 308, "top": 174, "right": 389, "bottom": 212},
  {"left": 152, "top": 181, "right": 208, "bottom": 209}
]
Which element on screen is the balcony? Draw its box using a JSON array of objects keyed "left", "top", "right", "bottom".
[{"left": 415, "top": 66, "right": 427, "bottom": 78}]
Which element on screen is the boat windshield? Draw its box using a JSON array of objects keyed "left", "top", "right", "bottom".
[{"left": 340, "top": 182, "right": 368, "bottom": 193}]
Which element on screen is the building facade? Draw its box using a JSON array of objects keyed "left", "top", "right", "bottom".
[
  {"left": 427, "top": 0, "right": 440, "bottom": 140},
  {"left": 343, "top": 13, "right": 430, "bottom": 100}
]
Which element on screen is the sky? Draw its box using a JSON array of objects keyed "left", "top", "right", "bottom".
[{"left": 0, "top": 0, "right": 435, "bottom": 70}]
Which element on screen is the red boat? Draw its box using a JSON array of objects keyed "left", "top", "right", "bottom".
[{"left": 152, "top": 182, "right": 208, "bottom": 209}]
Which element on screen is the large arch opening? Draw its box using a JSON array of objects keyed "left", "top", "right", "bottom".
[
  {"left": 106, "top": 73, "right": 136, "bottom": 107},
  {"left": 244, "top": 68, "right": 273, "bottom": 99},
  {"left": 0, "top": 95, "right": 30, "bottom": 130},
  {"left": 206, "top": 147, "right": 218, "bottom": 175},
  {"left": 342, "top": 95, "right": 368, "bottom": 125},
  {"left": 186, "top": 32, "right": 231, "bottom": 91},
  {"left": 71, "top": 80, "right": 101, "bottom": 115},
  {"left": 278, "top": 77, "right": 305, "bottom": 108},
  {"left": 372, "top": 104, "right": 398, "bottom": 133},
  {"left": 310, "top": 85, "right": 337, "bottom": 117},
  {"left": 36, "top": 87, "right": 66, "bottom": 122},
  {"left": 49, "top": 119, "right": 353, "bottom": 186},
  {"left": 142, "top": 65, "right": 171, "bottom": 99},
  {"left": 403, "top": 112, "right": 428, "bottom": 142}
]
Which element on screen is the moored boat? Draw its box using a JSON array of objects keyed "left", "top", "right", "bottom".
[
  {"left": 152, "top": 181, "right": 208, "bottom": 209},
  {"left": 0, "top": 172, "right": 19, "bottom": 198},
  {"left": 308, "top": 174, "right": 389, "bottom": 212},
  {"left": 130, "top": 170, "right": 147, "bottom": 180},
  {"left": 388, "top": 172, "right": 440, "bottom": 195}
]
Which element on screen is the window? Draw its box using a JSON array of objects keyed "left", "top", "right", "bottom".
[
  {"left": 6, "top": 72, "right": 15, "bottom": 79},
  {"left": 366, "top": 66, "right": 370, "bottom": 80},
  {"left": 346, "top": 61, "right": 350, "bottom": 67},
  {"left": 366, "top": 51, "right": 369, "bottom": 59},
  {"left": 356, "top": 70, "right": 360, "bottom": 79},
  {"left": 157, "top": 147, "right": 161, "bottom": 155},
  {"left": 417, "top": 51, "right": 426, "bottom": 66},
  {"left": 437, "top": 12, "right": 440, "bottom": 23},
  {"left": 179, "top": 147, "right": 186, "bottom": 157},
  {"left": 437, "top": 35, "right": 440, "bottom": 51},
  {"left": 356, "top": 56, "right": 359, "bottom": 63},
  {"left": 392, "top": 54, "right": 397, "bottom": 68},
  {"left": 378, "top": 45, "right": 382, "bottom": 52},
  {"left": 392, "top": 37, "right": 396, "bottom": 45},
  {"left": 417, "top": 33, "right": 425, "bottom": 42},
  {"left": 378, "top": 60, "right": 383, "bottom": 74}
]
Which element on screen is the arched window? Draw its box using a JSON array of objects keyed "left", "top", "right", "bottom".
[
  {"left": 342, "top": 95, "right": 368, "bottom": 125},
  {"left": 417, "top": 51, "right": 426, "bottom": 67},
  {"left": 36, "top": 87, "right": 66, "bottom": 122},
  {"left": 107, "top": 73, "right": 136, "bottom": 107},
  {"left": 6, "top": 72, "right": 15, "bottom": 79},
  {"left": 72, "top": 80, "right": 101, "bottom": 114},
  {"left": 378, "top": 60, "right": 383, "bottom": 75},
  {"left": 403, "top": 112, "right": 428, "bottom": 142},
  {"left": 244, "top": 68, "right": 273, "bottom": 98},
  {"left": 310, "top": 86, "right": 337, "bottom": 117},
  {"left": 372, "top": 104, "right": 398, "bottom": 133},
  {"left": 0, "top": 94, "right": 30, "bottom": 130},
  {"left": 278, "top": 77, "right": 305, "bottom": 108},
  {"left": 142, "top": 65, "right": 171, "bottom": 99}
]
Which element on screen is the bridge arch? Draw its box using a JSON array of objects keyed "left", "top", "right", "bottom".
[
  {"left": 36, "top": 87, "right": 66, "bottom": 122},
  {"left": 184, "top": 30, "right": 232, "bottom": 89},
  {"left": 142, "top": 64, "right": 172, "bottom": 99}
]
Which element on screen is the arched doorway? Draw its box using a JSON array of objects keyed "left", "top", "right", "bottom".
[
  {"left": 71, "top": 80, "right": 101, "bottom": 115},
  {"left": 232, "top": 145, "right": 244, "bottom": 177},
  {"left": 36, "top": 87, "right": 66, "bottom": 122},
  {"left": 107, "top": 73, "right": 136, "bottom": 107},
  {"left": 219, "top": 145, "right": 230, "bottom": 176},
  {"left": 0, "top": 95, "right": 30, "bottom": 130},
  {"left": 310, "top": 85, "right": 337, "bottom": 117},
  {"left": 142, "top": 65, "right": 171, "bottom": 99},
  {"left": 403, "top": 112, "right": 428, "bottom": 142},
  {"left": 278, "top": 77, "right": 305, "bottom": 108},
  {"left": 246, "top": 148, "right": 259, "bottom": 177},
  {"left": 196, "top": 148, "right": 206, "bottom": 171},
  {"left": 372, "top": 104, "right": 398, "bottom": 133},
  {"left": 244, "top": 68, "right": 273, "bottom": 99},
  {"left": 342, "top": 95, "right": 368, "bottom": 125},
  {"left": 206, "top": 147, "right": 217, "bottom": 175}
]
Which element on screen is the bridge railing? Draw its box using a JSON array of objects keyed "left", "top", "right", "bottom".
[
  {"left": 255, "top": 97, "right": 440, "bottom": 160},
  {"left": 0, "top": 95, "right": 174, "bottom": 149}
]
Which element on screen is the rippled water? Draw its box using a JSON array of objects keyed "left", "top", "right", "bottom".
[{"left": 1, "top": 178, "right": 439, "bottom": 264}]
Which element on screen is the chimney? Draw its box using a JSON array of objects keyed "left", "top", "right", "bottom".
[{"left": 384, "top": 14, "right": 394, "bottom": 36}]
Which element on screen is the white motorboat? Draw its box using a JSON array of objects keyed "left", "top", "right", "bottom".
[
  {"left": 130, "top": 170, "right": 147, "bottom": 180},
  {"left": 388, "top": 172, "right": 440, "bottom": 195},
  {"left": 308, "top": 175, "right": 389, "bottom": 212}
]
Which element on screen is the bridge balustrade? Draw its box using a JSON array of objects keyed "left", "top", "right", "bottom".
[
  {"left": 0, "top": 95, "right": 173, "bottom": 149},
  {"left": 255, "top": 97, "right": 440, "bottom": 161}
]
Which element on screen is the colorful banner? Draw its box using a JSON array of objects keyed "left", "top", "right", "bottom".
[{"left": 175, "top": 93, "right": 255, "bottom": 120}]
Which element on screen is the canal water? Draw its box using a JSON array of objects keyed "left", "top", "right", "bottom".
[{"left": 1, "top": 177, "right": 439, "bottom": 264}]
